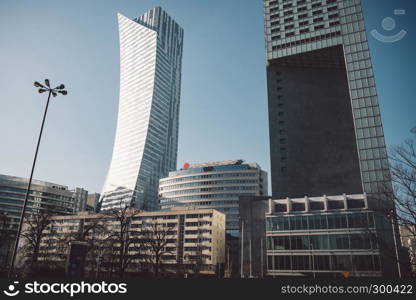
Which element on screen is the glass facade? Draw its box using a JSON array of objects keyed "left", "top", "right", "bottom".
[
  {"left": 266, "top": 210, "right": 383, "bottom": 275},
  {"left": 100, "top": 7, "right": 184, "bottom": 211}
]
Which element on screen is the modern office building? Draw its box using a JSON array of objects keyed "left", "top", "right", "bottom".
[
  {"left": 100, "top": 7, "right": 184, "bottom": 212},
  {"left": 263, "top": 0, "right": 398, "bottom": 276},
  {"left": 18, "top": 207, "right": 225, "bottom": 276},
  {"left": 159, "top": 160, "right": 267, "bottom": 277},
  {"left": 0, "top": 174, "right": 88, "bottom": 267},
  {"left": 239, "top": 194, "right": 396, "bottom": 277},
  {"left": 265, "top": 0, "right": 390, "bottom": 202},
  {"left": 159, "top": 160, "right": 268, "bottom": 234}
]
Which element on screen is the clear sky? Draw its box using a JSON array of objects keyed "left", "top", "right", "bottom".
[{"left": 0, "top": 0, "right": 414, "bottom": 194}]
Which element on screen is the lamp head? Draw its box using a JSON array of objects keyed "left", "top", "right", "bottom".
[{"left": 34, "top": 81, "right": 44, "bottom": 88}]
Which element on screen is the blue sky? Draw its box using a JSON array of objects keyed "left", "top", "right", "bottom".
[{"left": 0, "top": 0, "right": 414, "bottom": 194}]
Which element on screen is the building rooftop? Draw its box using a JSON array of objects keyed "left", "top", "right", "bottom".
[
  {"left": 164, "top": 160, "right": 263, "bottom": 178},
  {"left": 0, "top": 173, "right": 68, "bottom": 190},
  {"left": 184, "top": 159, "right": 244, "bottom": 169}
]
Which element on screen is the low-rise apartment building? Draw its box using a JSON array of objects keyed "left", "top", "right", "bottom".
[{"left": 18, "top": 207, "right": 225, "bottom": 276}]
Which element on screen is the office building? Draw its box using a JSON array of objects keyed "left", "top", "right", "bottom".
[
  {"left": 265, "top": 0, "right": 391, "bottom": 200},
  {"left": 19, "top": 207, "right": 225, "bottom": 276},
  {"left": 159, "top": 160, "right": 267, "bottom": 234},
  {"left": 263, "top": 0, "right": 398, "bottom": 276},
  {"left": 159, "top": 160, "right": 267, "bottom": 277},
  {"left": 100, "top": 7, "right": 184, "bottom": 212},
  {"left": 0, "top": 174, "right": 88, "bottom": 267},
  {"left": 239, "top": 194, "right": 395, "bottom": 277}
]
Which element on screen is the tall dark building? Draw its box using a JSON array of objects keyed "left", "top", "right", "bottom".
[
  {"left": 264, "top": 0, "right": 400, "bottom": 276},
  {"left": 265, "top": 0, "right": 391, "bottom": 202}
]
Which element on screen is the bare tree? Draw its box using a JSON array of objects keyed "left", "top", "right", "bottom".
[
  {"left": 361, "top": 130, "right": 416, "bottom": 276},
  {"left": 389, "top": 133, "right": 416, "bottom": 232},
  {"left": 0, "top": 213, "right": 14, "bottom": 276},
  {"left": 387, "top": 130, "right": 416, "bottom": 274},
  {"left": 106, "top": 203, "right": 141, "bottom": 278},
  {"left": 19, "top": 209, "right": 52, "bottom": 271},
  {"left": 142, "top": 220, "right": 175, "bottom": 277}
]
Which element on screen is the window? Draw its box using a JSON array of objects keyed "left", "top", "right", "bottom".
[
  {"left": 313, "top": 9, "right": 323, "bottom": 15},
  {"left": 292, "top": 203, "right": 305, "bottom": 212},
  {"left": 286, "top": 31, "right": 295, "bottom": 37},
  {"left": 329, "top": 234, "right": 349, "bottom": 249},
  {"left": 327, "top": 5, "right": 338, "bottom": 11},
  {"left": 299, "top": 20, "right": 309, "bottom": 26},
  {"left": 327, "top": 201, "right": 344, "bottom": 210},
  {"left": 332, "top": 255, "right": 352, "bottom": 271},
  {"left": 314, "top": 255, "right": 330, "bottom": 270},
  {"left": 309, "top": 215, "right": 327, "bottom": 230},
  {"left": 312, "top": 3, "right": 322, "bottom": 8},
  {"left": 291, "top": 236, "right": 310, "bottom": 250},
  {"left": 314, "top": 24, "right": 325, "bottom": 30},
  {"left": 300, "top": 28, "right": 310, "bottom": 34},
  {"left": 329, "top": 13, "right": 339, "bottom": 19},
  {"left": 310, "top": 235, "right": 329, "bottom": 250},
  {"left": 292, "top": 255, "right": 310, "bottom": 270},
  {"left": 298, "top": 13, "right": 308, "bottom": 19},
  {"left": 313, "top": 17, "right": 324, "bottom": 23},
  {"left": 284, "top": 17, "right": 294, "bottom": 23},
  {"left": 270, "top": 7, "right": 279, "bottom": 13},
  {"left": 285, "top": 24, "right": 294, "bottom": 30},
  {"left": 290, "top": 216, "right": 308, "bottom": 231},
  {"left": 298, "top": 6, "right": 307, "bottom": 12},
  {"left": 310, "top": 201, "right": 324, "bottom": 211}
]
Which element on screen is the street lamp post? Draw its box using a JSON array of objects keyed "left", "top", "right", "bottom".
[{"left": 7, "top": 79, "right": 67, "bottom": 278}]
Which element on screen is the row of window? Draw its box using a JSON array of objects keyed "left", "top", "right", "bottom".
[
  {"left": 160, "top": 186, "right": 257, "bottom": 197},
  {"left": 272, "top": 31, "right": 341, "bottom": 50},
  {"left": 270, "top": 13, "right": 339, "bottom": 34},
  {"left": 267, "top": 233, "right": 377, "bottom": 251},
  {"left": 268, "top": 254, "right": 381, "bottom": 272},
  {"left": 160, "top": 172, "right": 257, "bottom": 185},
  {"left": 159, "top": 179, "right": 258, "bottom": 191},
  {"left": 160, "top": 193, "right": 252, "bottom": 203},
  {"left": 270, "top": 4, "right": 338, "bottom": 20},
  {"left": 266, "top": 212, "right": 375, "bottom": 231},
  {"left": 274, "top": 199, "right": 365, "bottom": 213}
]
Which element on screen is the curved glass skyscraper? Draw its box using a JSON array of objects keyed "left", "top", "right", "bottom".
[{"left": 100, "top": 7, "right": 183, "bottom": 211}]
